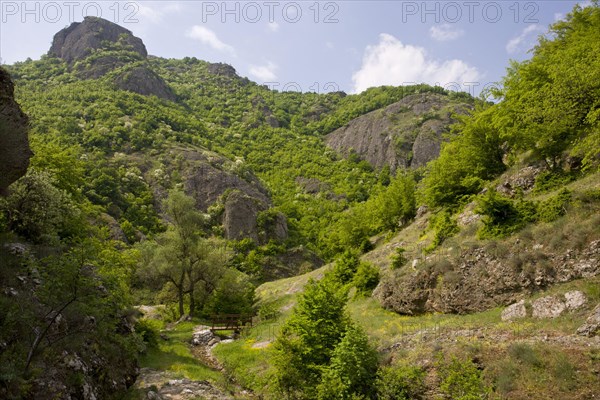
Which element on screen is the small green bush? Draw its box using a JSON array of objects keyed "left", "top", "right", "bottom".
[
  {"left": 533, "top": 170, "right": 576, "bottom": 193},
  {"left": 426, "top": 211, "right": 459, "bottom": 252},
  {"left": 390, "top": 247, "right": 408, "bottom": 269},
  {"left": 376, "top": 364, "right": 426, "bottom": 400},
  {"left": 352, "top": 262, "right": 380, "bottom": 296},
  {"left": 135, "top": 318, "right": 161, "bottom": 349},
  {"left": 333, "top": 249, "right": 361, "bottom": 284},
  {"left": 437, "top": 356, "right": 491, "bottom": 400},
  {"left": 508, "top": 343, "right": 542, "bottom": 368},
  {"left": 537, "top": 189, "right": 571, "bottom": 223},
  {"left": 257, "top": 302, "right": 280, "bottom": 321}
]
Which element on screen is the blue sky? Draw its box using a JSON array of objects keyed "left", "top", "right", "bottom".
[{"left": 0, "top": 1, "right": 586, "bottom": 95}]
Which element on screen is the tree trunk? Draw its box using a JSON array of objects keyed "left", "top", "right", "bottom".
[
  {"left": 178, "top": 285, "right": 185, "bottom": 318},
  {"left": 189, "top": 282, "right": 195, "bottom": 318}
]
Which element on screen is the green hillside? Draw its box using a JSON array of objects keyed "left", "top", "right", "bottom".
[{"left": 1, "top": 2, "right": 599, "bottom": 399}]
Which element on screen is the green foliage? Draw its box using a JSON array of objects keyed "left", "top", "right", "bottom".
[
  {"left": 332, "top": 249, "right": 361, "bottom": 284},
  {"left": 257, "top": 302, "right": 280, "bottom": 321},
  {"left": 390, "top": 247, "right": 408, "bottom": 269},
  {"left": 533, "top": 170, "right": 577, "bottom": 193},
  {"left": 437, "top": 356, "right": 491, "bottom": 400},
  {"left": 508, "top": 343, "right": 542, "bottom": 368},
  {"left": 476, "top": 189, "right": 524, "bottom": 238},
  {"left": 202, "top": 269, "right": 255, "bottom": 317},
  {"left": 352, "top": 262, "right": 380, "bottom": 297},
  {"left": 135, "top": 319, "right": 162, "bottom": 349},
  {"left": 421, "top": 107, "right": 505, "bottom": 208},
  {"left": 0, "top": 169, "right": 83, "bottom": 244},
  {"left": 273, "top": 277, "right": 349, "bottom": 397},
  {"left": 371, "top": 173, "right": 417, "bottom": 231},
  {"left": 493, "top": 3, "right": 600, "bottom": 168},
  {"left": 477, "top": 188, "right": 572, "bottom": 238},
  {"left": 136, "top": 190, "right": 231, "bottom": 318},
  {"left": 426, "top": 211, "right": 459, "bottom": 251},
  {"left": 376, "top": 364, "right": 426, "bottom": 400},
  {"left": 0, "top": 238, "right": 141, "bottom": 397},
  {"left": 538, "top": 189, "right": 571, "bottom": 223},
  {"left": 316, "top": 323, "right": 378, "bottom": 399}
]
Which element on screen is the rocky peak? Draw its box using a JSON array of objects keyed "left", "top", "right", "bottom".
[
  {"left": 0, "top": 67, "right": 31, "bottom": 195},
  {"left": 49, "top": 16, "right": 147, "bottom": 65},
  {"left": 207, "top": 63, "right": 238, "bottom": 78}
]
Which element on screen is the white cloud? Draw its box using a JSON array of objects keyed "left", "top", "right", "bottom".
[
  {"left": 267, "top": 21, "right": 280, "bottom": 32},
  {"left": 351, "top": 34, "right": 481, "bottom": 93},
  {"left": 137, "top": 2, "right": 182, "bottom": 23},
  {"left": 506, "top": 24, "right": 544, "bottom": 54},
  {"left": 186, "top": 26, "right": 236, "bottom": 56},
  {"left": 554, "top": 12, "right": 564, "bottom": 21},
  {"left": 326, "top": 41, "right": 334, "bottom": 49},
  {"left": 429, "top": 24, "right": 464, "bottom": 41},
  {"left": 249, "top": 61, "right": 278, "bottom": 81}
]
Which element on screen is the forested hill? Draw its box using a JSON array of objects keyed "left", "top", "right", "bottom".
[{"left": 5, "top": 16, "right": 476, "bottom": 265}]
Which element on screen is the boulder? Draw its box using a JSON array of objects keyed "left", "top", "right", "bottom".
[
  {"left": 532, "top": 296, "right": 566, "bottom": 319},
  {"left": 192, "top": 328, "right": 219, "bottom": 346},
  {"left": 577, "top": 304, "right": 600, "bottom": 337},
  {"left": 564, "top": 290, "right": 587, "bottom": 310},
  {"left": 501, "top": 300, "right": 527, "bottom": 321},
  {"left": 0, "top": 67, "right": 32, "bottom": 195}
]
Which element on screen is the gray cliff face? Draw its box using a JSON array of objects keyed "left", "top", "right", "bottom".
[
  {"left": 140, "top": 147, "right": 288, "bottom": 244},
  {"left": 0, "top": 67, "right": 32, "bottom": 195},
  {"left": 48, "top": 16, "right": 147, "bottom": 64},
  {"left": 325, "top": 93, "right": 472, "bottom": 171}
]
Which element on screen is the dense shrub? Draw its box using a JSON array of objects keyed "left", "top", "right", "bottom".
[
  {"left": 376, "top": 364, "right": 426, "bottom": 400},
  {"left": 352, "top": 262, "right": 380, "bottom": 296}
]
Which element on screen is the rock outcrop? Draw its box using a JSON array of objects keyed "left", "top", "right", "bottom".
[
  {"left": 113, "top": 65, "right": 177, "bottom": 101},
  {"left": 375, "top": 240, "right": 600, "bottom": 315},
  {"left": 49, "top": 16, "right": 147, "bottom": 64},
  {"left": 222, "top": 190, "right": 263, "bottom": 242},
  {"left": 501, "top": 300, "right": 527, "bottom": 321},
  {"left": 531, "top": 296, "right": 566, "bottom": 319},
  {"left": 325, "top": 93, "right": 472, "bottom": 171},
  {"left": 577, "top": 304, "right": 600, "bottom": 337},
  {"left": 0, "top": 67, "right": 31, "bottom": 195},
  {"left": 140, "top": 146, "right": 288, "bottom": 244}
]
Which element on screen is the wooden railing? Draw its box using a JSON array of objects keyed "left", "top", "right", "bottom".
[{"left": 209, "top": 314, "right": 253, "bottom": 332}]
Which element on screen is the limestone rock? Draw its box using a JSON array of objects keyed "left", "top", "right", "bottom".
[
  {"left": 564, "top": 290, "right": 587, "bottom": 310},
  {"left": 0, "top": 67, "right": 32, "bottom": 195},
  {"left": 49, "top": 16, "right": 147, "bottom": 65},
  {"left": 192, "top": 328, "right": 218, "bottom": 346},
  {"left": 532, "top": 296, "right": 566, "bottom": 319},
  {"left": 207, "top": 63, "right": 238, "bottom": 78},
  {"left": 222, "top": 190, "right": 262, "bottom": 242},
  {"left": 113, "top": 65, "right": 176, "bottom": 101},
  {"left": 325, "top": 93, "right": 472, "bottom": 171},
  {"left": 501, "top": 300, "right": 527, "bottom": 321},
  {"left": 577, "top": 304, "right": 600, "bottom": 337}
]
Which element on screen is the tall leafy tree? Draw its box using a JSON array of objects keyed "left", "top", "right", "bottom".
[
  {"left": 493, "top": 1, "right": 600, "bottom": 168},
  {"left": 273, "top": 277, "right": 349, "bottom": 398},
  {"left": 138, "top": 190, "right": 230, "bottom": 317}
]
